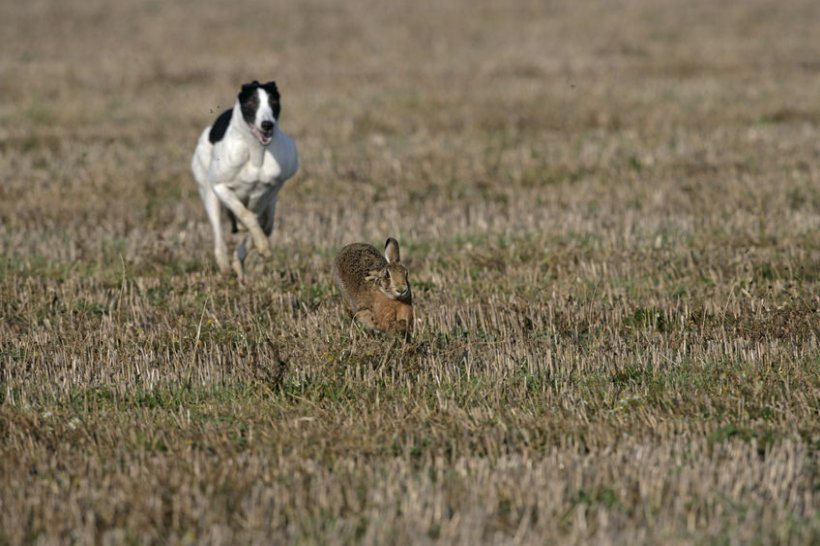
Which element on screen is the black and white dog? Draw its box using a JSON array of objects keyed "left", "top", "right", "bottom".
[{"left": 191, "top": 80, "right": 298, "bottom": 279}]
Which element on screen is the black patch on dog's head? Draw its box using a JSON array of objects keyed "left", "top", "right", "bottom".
[
  {"left": 208, "top": 108, "right": 233, "bottom": 144},
  {"left": 238, "top": 81, "right": 261, "bottom": 126},
  {"left": 261, "top": 80, "right": 281, "bottom": 120}
]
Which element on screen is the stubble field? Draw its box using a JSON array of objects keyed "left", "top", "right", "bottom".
[{"left": 1, "top": 0, "right": 818, "bottom": 544}]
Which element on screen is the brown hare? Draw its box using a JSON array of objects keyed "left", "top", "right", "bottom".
[{"left": 333, "top": 237, "right": 414, "bottom": 337}]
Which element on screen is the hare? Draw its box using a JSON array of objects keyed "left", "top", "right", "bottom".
[{"left": 333, "top": 237, "right": 414, "bottom": 337}]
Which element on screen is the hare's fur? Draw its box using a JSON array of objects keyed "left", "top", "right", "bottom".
[{"left": 333, "top": 238, "right": 413, "bottom": 336}]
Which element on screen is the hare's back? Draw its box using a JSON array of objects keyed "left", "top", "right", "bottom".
[
  {"left": 335, "top": 243, "right": 386, "bottom": 277},
  {"left": 333, "top": 243, "right": 387, "bottom": 304}
]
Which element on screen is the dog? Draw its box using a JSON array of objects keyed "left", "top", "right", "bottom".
[{"left": 191, "top": 80, "right": 298, "bottom": 279}]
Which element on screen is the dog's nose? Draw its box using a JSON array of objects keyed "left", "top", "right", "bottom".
[{"left": 261, "top": 120, "right": 274, "bottom": 132}]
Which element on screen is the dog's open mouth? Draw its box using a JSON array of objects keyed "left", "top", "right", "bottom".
[{"left": 251, "top": 125, "right": 274, "bottom": 145}]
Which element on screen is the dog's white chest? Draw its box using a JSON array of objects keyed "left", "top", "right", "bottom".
[
  {"left": 193, "top": 121, "right": 298, "bottom": 210},
  {"left": 238, "top": 149, "right": 282, "bottom": 184}
]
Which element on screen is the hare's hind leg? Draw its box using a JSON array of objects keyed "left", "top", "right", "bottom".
[{"left": 354, "top": 309, "right": 379, "bottom": 331}]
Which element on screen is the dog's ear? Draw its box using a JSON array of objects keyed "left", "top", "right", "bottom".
[
  {"left": 238, "top": 81, "right": 260, "bottom": 102},
  {"left": 262, "top": 81, "right": 279, "bottom": 98}
]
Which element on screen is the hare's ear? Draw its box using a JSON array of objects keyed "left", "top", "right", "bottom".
[
  {"left": 384, "top": 238, "right": 400, "bottom": 263},
  {"left": 365, "top": 270, "right": 382, "bottom": 283}
]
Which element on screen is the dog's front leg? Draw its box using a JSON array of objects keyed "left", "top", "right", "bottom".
[
  {"left": 203, "top": 185, "right": 231, "bottom": 273},
  {"left": 212, "top": 184, "right": 272, "bottom": 258}
]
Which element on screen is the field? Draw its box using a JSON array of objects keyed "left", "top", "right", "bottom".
[{"left": 1, "top": 0, "right": 819, "bottom": 544}]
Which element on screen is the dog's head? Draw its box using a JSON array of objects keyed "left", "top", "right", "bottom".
[{"left": 238, "top": 80, "right": 281, "bottom": 145}]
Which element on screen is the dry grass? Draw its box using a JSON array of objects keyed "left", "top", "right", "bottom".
[{"left": 1, "top": 0, "right": 819, "bottom": 544}]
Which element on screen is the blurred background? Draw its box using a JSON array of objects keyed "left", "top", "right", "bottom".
[{"left": 2, "top": 0, "right": 818, "bottom": 261}]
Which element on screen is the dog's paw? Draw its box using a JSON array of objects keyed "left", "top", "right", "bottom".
[
  {"left": 256, "top": 241, "right": 272, "bottom": 258},
  {"left": 216, "top": 255, "right": 232, "bottom": 274},
  {"left": 231, "top": 257, "right": 246, "bottom": 282}
]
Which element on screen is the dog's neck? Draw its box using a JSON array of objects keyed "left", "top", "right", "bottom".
[{"left": 230, "top": 102, "right": 273, "bottom": 166}]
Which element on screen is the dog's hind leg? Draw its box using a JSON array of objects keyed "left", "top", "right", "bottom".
[
  {"left": 231, "top": 200, "right": 275, "bottom": 281},
  {"left": 232, "top": 236, "right": 249, "bottom": 282},
  {"left": 260, "top": 200, "right": 276, "bottom": 238}
]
